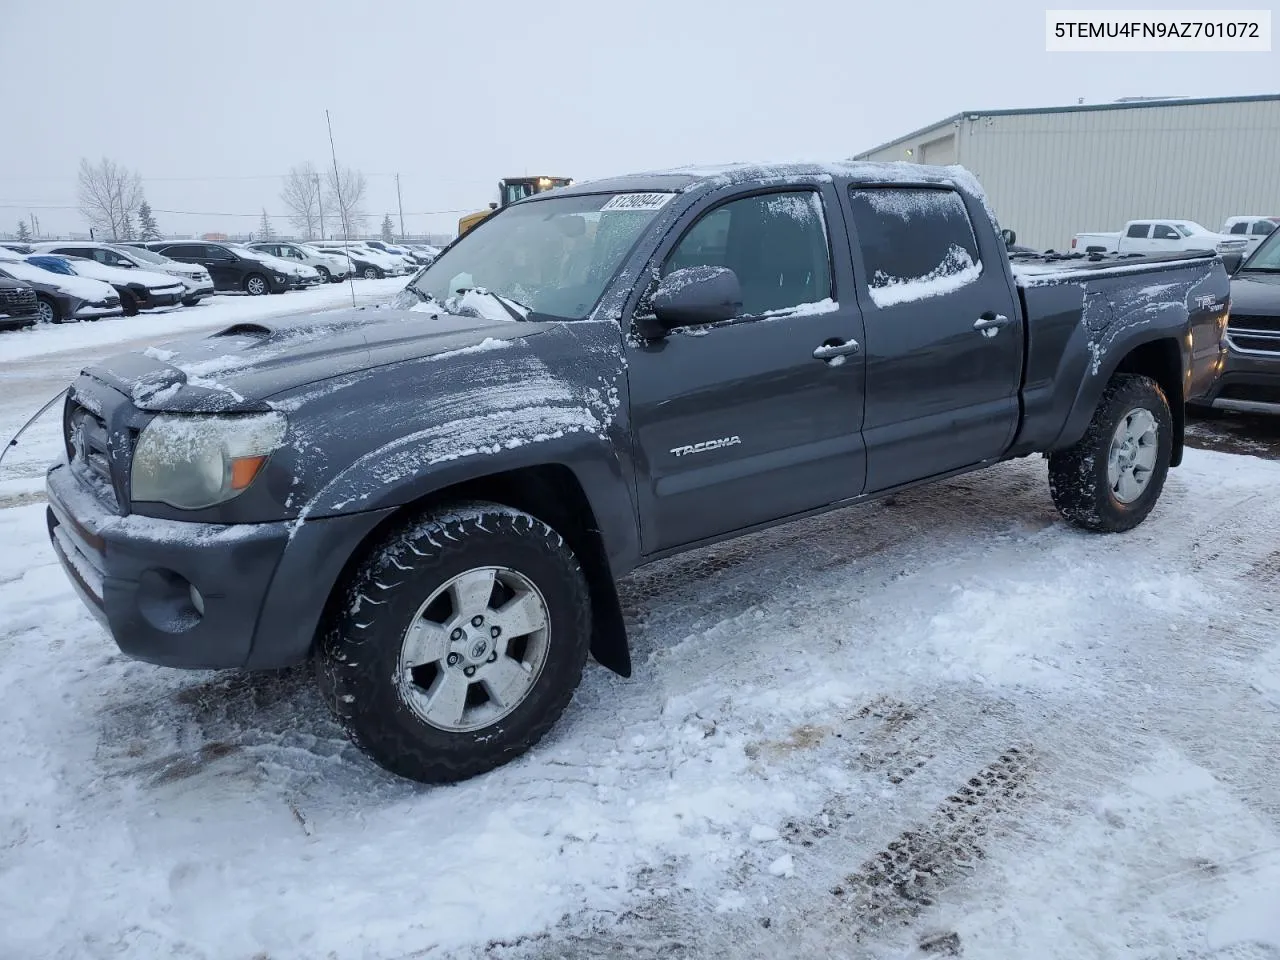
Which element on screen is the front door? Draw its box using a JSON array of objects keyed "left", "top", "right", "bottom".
[
  {"left": 844, "top": 184, "right": 1024, "bottom": 491},
  {"left": 627, "top": 184, "right": 868, "bottom": 553}
]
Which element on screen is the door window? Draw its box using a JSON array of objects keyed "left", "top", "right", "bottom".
[
  {"left": 662, "top": 190, "right": 832, "bottom": 316},
  {"left": 846, "top": 187, "right": 982, "bottom": 308},
  {"left": 1152, "top": 224, "right": 1180, "bottom": 240},
  {"left": 1229, "top": 221, "right": 1249, "bottom": 234},
  {"left": 1252, "top": 221, "right": 1277, "bottom": 236}
]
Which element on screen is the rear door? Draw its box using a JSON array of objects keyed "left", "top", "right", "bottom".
[
  {"left": 1120, "top": 222, "right": 1152, "bottom": 253},
  {"left": 626, "top": 183, "right": 868, "bottom": 553},
  {"left": 844, "top": 184, "right": 1023, "bottom": 491}
]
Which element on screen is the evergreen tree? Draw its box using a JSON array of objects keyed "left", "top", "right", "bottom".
[
  {"left": 121, "top": 212, "right": 136, "bottom": 241},
  {"left": 137, "top": 201, "right": 161, "bottom": 241},
  {"left": 381, "top": 213, "right": 395, "bottom": 242},
  {"left": 16, "top": 220, "right": 31, "bottom": 242},
  {"left": 258, "top": 209, "right": 274, "bottom": 241}
]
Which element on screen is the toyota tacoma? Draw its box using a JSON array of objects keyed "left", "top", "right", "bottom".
[{"left": 45, "top": 161, "right": 1229, "bottom": 783}]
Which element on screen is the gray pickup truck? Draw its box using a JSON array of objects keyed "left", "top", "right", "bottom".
[{"left": 45, "top": 161, "right": 1229, "bottom": 783}]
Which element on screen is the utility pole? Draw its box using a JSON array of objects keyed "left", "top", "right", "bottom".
[
  {"left": 396, "top": 173, "right": 405, "bottom": 239},
  {"left": 314, "top": 171, "right": 326, "bottom": 241}
]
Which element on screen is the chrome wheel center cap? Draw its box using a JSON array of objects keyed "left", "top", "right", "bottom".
[{"left": 468, "top": 639, "right": 489, "bottom": 663}]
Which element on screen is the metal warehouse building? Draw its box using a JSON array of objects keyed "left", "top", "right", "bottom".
[{"left": 852, "top": 94, "right": 1280, "bottom": 252}]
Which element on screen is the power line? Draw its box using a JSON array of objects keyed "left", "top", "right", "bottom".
[{"left": 0, "top": 202, "right": 472, "bottom": 217}]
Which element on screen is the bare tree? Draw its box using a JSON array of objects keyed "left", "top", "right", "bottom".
[
  {"left": 325, "top": 165, "right": 367, "bottom": 238},
  {"left": 280, "top": 162, "right": 323, "bottom": 239},
  {"left": 77, "top": 157, "right": 143, "bottom": 241}
]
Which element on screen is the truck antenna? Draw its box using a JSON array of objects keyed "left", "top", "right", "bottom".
[{"left": 325, "top": 109, "right": 358, "bottom": 309}]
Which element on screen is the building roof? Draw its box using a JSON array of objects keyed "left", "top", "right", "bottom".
[{"left": 853, "top": 92, "right": 1280, "bottom": 159}]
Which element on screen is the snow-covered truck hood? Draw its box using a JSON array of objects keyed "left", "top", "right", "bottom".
[{"left": 81, "top": 308, "right": 549, "bottom": 414}]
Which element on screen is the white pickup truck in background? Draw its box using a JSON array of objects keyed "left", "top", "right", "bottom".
[
  {"left": 1220, "top": 215, "right": 1280, "bottom": 256},
  {"left": 1072, "top": 219, "right": 1251, "bottom": 257}
]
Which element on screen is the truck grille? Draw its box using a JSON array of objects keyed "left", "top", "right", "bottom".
[
  {"left": 64, "top": 399, "right": 121, "bottom": 511},
  {"left": 1227, "top": 314, "right": 1280, "bottom": 355}
]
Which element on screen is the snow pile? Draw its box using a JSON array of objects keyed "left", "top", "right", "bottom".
[
  {"left": 3, "top": 450, "right": 1280, "bottom": 957},
  {"left": 869, "top": 243, "right": 983, "bottom": 308}
]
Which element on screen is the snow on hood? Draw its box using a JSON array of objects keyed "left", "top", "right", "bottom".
[
  {"left": 89, "top": 307, "right": 544, "bottom": 413},
  {"left": 0, "top": 261, "right": 116, "bottom": 300},
  {"left": 61, "top": 259, "right": 183, "bottom": 290}
]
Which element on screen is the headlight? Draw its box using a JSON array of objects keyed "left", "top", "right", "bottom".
[{"left": 131, "top": 412, "right": 287, "bottom": 509}]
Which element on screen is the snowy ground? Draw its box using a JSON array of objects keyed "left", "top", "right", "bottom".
[{"left": 3, "top": 295, "right": 1280, "bottom": 959}]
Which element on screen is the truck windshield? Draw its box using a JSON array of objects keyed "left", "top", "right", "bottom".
[
  {"left": 1241, "top": 228, "right": 1280, "bottom": 271},
  {"left": 404, "top": 192, "right": 671, "bottom": 321}
]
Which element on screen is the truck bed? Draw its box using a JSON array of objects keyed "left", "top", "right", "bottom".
[{"left": 1004, "top": 248, "right": 1229, "bottom": 459}]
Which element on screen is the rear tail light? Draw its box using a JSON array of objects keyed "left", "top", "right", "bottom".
[{"left": 1071, "top": 237, "right": 1077, "bottom": 248}]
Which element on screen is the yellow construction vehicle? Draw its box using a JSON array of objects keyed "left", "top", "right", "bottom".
[{"left": 457, "top": 176, "right": 574, "bottom": 237}]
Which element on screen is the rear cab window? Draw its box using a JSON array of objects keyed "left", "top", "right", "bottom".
[
  {"left": 1126, "top": 223, "right": 1151, "bottom": 239},
  {"left": 845, "top": 187, "right": 983, "bottom": 308}
]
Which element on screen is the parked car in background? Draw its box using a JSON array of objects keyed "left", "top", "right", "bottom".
[
  {"left": 1073, "top": 220, "right": 1251, "bottom": 257},
  {"left": 33, "top": 241, "right": 215, "bottom": 306},
  {"left": 25, "top": 254, "right": 186, "bottom": 316},
  {"left": 0, "top": 242, "right": 34, "bottom": 255},
  {"left": 248, "top": 241, "right": 350, "bottom": 283},
  {"left": 1192, "top": 225, "right": 1280, "bottom": 416},
  {"left": 143, "top": 241, "right": 292, "bottom": 295},
  {"left": 311, "top": 241, "right": 408, "bottom": 278},
  {"left": 364, "top": 239, "right": 424, "bottom": 269},
  {"left": 1220, "top": 216, "right": 1280, "bottom": 256},
  {"left": 0, "top": 253, "right": 121, "bottom": 323},
  {"left": 229, "top": 244, "right": 322, "bottom": 289},
  {"left": 0, "top": 276, "right": 40, "bottom": 331}
]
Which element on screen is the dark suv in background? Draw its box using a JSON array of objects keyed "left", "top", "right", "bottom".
[
  {"left": 0, "top": 276, "right": 39, "bottom": 330},
  {"left": 143, "top": 241, "right": 292, "bottom": 296}
]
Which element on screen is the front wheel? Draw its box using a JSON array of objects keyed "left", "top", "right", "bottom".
[
  {"left": 181, "top": 296, "right": 202, "bottom": 307},
  {"left": 35, "top": 294, "right": 61, "bottom": 324},
  {"left": 244, "top": 273, "right": 268, "bottom": 296},
  {"left": 120, "top": 292, "right": 139, "bottom": 317},
  {"left": 315, "top": 266, "right": 331, "bottom": 282},
  {"left": 316, "top": 503, "right": 592, "bottom": 783},
  {"left": 1048, "top": 373, "right": 1173, "bottom": 532},
  {"left": 362, "top": 266, "right": 381, "bottom": 280}
]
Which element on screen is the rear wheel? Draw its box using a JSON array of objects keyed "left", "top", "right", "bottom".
[
  {"left": 1048, "top": 373, "right": 1173, "bottom": 532},
  {"left": 244, "top": 273, "right": 268, "bottom": 296},
  {"left": 316, "top": 502, "right": 592, "bottom": 784}
]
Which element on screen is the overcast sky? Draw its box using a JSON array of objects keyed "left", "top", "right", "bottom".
[{"left": 3, "top": 0, "right": 1276, "bottom": 239}]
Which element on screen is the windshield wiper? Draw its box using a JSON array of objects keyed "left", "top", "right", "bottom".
[{"left": 455, "top": 287, "right": 531, "bottom": 323}]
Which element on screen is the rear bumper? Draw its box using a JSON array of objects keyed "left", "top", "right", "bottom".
[
  {"left": 1197, "top": 347, "right": 1280, "bottom": 414},
  {"left": 74, "top": 302, "right": 122, "bottom": 319},
  {"left": 45, "top": 462, "right": 396, "bottom": 670}
]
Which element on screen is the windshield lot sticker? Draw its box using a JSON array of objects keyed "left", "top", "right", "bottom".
[{"left": 601, "top": 193, "right": 675, "bottom": 212}]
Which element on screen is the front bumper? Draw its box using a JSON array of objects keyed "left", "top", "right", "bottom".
[
  {"left": 144, "top": 287, "right": 186, "bottom": 308},
  {"left": 45, "top": 462, "right": 395, "bottom": 670},
  {"left": 178, "top": 276, "right": 215, "bottom": 297},
  {"left": 73, "top": 299, "right": 122, "bottom": 320},
  {"left": 1198, "top": 344, "right": 1280, "bottom": 414}
]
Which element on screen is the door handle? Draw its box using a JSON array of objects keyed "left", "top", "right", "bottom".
[
  {"left": 973, "top": 314, "right": 1011, "bottom": 338},
  {"left": 813, "top": 338, "right": 861, "bottom": 361}
]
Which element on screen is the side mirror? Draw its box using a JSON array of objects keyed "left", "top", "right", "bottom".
[
  {"left": 637, "top": 265, "right": 743, "bottom": 339},
  {"left": 1221, "top": 252, "right": 1244, "bottom": 275},
  {"left": 1000, "top": 228, "right": 1017, "bottom": 248}
]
